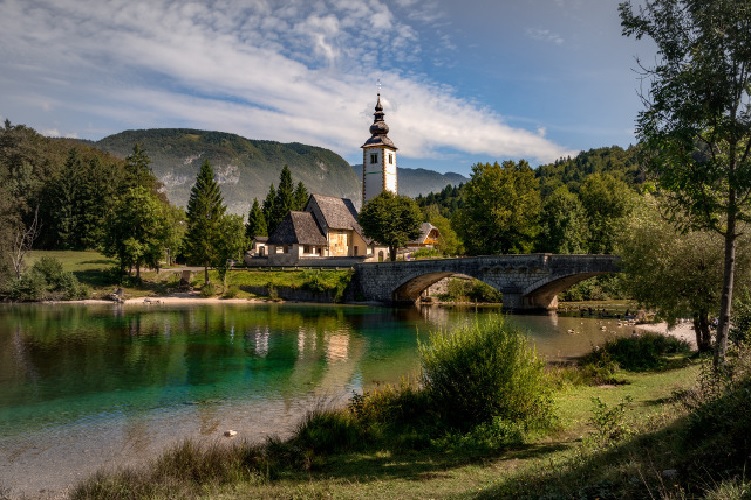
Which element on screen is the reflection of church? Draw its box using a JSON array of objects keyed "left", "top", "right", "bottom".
[{"left": 250, "top": 94, "right": 396, "bottom": 266}]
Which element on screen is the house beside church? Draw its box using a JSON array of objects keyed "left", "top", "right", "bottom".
[{"left": 258, "top": 194, "right": 378, "bottom": 266}]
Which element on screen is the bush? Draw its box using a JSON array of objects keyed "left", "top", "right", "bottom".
[
  {"left": 199, "top": 281, "right": 215, "bottom": 297},
  {"left": 9, "top": 257, "right": 88, "bottom": 301},
  {"left": 420, "top": 318, "right": 554, "bottom": 432},
  {"left": 581, "top": 332, "right": 691, "bottom": 372}
]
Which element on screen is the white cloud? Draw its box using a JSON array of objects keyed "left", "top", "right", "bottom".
[
  {"left": 526, "top": 28, "right": 564, "bottom": 45},
  {"left": 0, "top": 0, "right": 572, "bottom": 166}
]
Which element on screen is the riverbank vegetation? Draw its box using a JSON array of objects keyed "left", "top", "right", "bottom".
[{"left": 69, "top": 318, "right": 751, "bottom": 499}]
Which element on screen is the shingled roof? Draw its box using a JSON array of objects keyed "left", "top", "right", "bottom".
[
  {"left": 307, "top": 194, "right": 361, "bottom": 231},
  {"left": 267, "top": 211, "right": 327, "bottom": 246}
]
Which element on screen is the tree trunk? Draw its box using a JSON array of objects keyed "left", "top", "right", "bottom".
[
  {"left": 715, "top": 209, "right": 738, "bottom": 368},
  {"left": 694, "top": 314, "right": 712, "bottom": 353},
  {"left": 389, "top": 246, "right": 397, "bottom": 262},
  {"left": 204, "top": 265, "right": 210, "bottom": 284}
]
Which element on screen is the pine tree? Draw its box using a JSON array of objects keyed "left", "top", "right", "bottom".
[
  {"left": 184, "top": 160, "right": 226, "bottom": 284},
  {"left": 123, "top": 144, "right": 157, "bottom": 194},
  {"left": 272, "top": 165, "right": 295, "bottom": 230},
  {"left": 246, "top": 197, "right": 267, "bottom": 239},
  {"left": 293, "top": 181, "right": 309, "bottom": 211},
  {"left": 262, "top": 184, "right": 277, "bottom": 235}
]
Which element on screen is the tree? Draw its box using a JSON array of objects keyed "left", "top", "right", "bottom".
[
  {"left": 184, "top": 160, "right": 226, "bottom": 284},
  {"left": 454, "top": 161, "right": 540, "bottom": 255},
  {"left": 246, "top": 197, "right": 267, "bottom": 240},
  {"left": 620, "top": 0, "right": 751, "bottom": 365},
  {"left": 123, "top": 144, "right": 158, "bottom": 194},
  {"left": 293, "top": 181, "right": 309, "bottom": 211},
  {"left": 262, "top": 184, "right": 277, "bottom": 235},
  {"left": 359, "top": 191, "right": 423, "bottom": 261},
  {"left": 272, "top": 165, "right": 295, "bottom": 232},
  {"left": 216, "top": 214, "right": 247, "bottom": 288},
  {"left": 620, "top": 196, "right": 725, "bottom": 352},
  {"left": 537, "top": 185, "right": 589, "bottom": 254},
  {"left": 101, "top": 187, "right": 170, "bottom": 278},
  {"left": 424, "top": 206, "right": 461, "bottom": 255},
  {"left": 578, "top": 173, "right": 636, "bottom": 253}
]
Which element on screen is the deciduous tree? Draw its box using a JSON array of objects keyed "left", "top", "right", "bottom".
[
  {"left": 359, "top": 191, "right": 422, "bottom": 261},
  {"left": 455, "top": 161, "right": 540, "bottom": 255},
  {"left": 620, "top": 0, "right": 751, "bottom": 364}
]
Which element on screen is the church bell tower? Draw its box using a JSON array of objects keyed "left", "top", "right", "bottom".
[{"left": 362, "top": 93, "right": 397, "bottom": 204}]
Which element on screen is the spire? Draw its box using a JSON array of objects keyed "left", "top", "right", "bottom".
[{"left": 363, "top": 93, "right": 396, "bottom": 149}]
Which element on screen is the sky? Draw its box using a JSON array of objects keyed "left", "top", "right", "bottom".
[{"left": 0, "top": 0, "right": 655, "bottom": 176}]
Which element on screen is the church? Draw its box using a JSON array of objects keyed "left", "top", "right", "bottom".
[{"left": 252, "top": 93, "right": 399, "bottom": 266}]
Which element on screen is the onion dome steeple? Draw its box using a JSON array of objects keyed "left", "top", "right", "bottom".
[{"left": 363, "top": 93, "right": 396, "bottom": 149}]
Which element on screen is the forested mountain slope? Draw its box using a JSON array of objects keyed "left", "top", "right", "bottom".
[{"left": 95, "top": 129, "right": 361, "bottom": 214}]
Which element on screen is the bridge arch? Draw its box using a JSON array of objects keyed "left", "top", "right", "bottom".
[{"left": 353, "top": 254, "right": 620, "bottom": 311}]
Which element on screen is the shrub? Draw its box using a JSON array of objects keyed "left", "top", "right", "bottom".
[
  {"left": 293, "top": 406, "right": 364, "bottom": 456},
  {"left": 9, "top": 257, "right": 87, "bottom": 301},
  {"left": 199, "top": 281, "right": 215, "bottom": 297},
  {"left": 581, "top": 332, "right": 691, "bottom": 372},
  {"left": 420, "top": 317, "right": 554, "bottom": 432}
]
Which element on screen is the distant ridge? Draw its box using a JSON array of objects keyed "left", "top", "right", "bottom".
[
  {"left": 94, "top": 128, "right": 361, "bottom": 215},
  {"left": 353, "top": 164, "right": 468, "bottom": 199}
]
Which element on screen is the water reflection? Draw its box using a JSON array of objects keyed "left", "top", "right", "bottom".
[{"left": 0, "top": 303, "right": 635, "bottom": 495}]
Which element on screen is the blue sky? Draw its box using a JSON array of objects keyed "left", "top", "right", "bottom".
[{"left": 0, "top": 0, "right": 654, "bottom": 177}]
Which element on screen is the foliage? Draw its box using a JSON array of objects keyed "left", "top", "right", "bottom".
[
  {"left": 415, "top": 182, "right": 465, "bottom": 219},
  {"left": 618, "top": 195, "right": 751, "bottom": 351},
  {"left": 420, "top": 318, "right": 553, "bottom": 432},
  {"left": 293, "top": 181, "right": 308, "bottom": 211},
  {"left": 245, "top": 197, "right": 267, "bottom": 240},
  {"left": 423, "top": 205, "right": 461, "bottom": 255},
  {"left": 560, "top": 275, "right": 627, "bottom": 302},
  {"left": 731, "top": 288, "right": 751, "bottom": 345},
  {"left": 587, "top": 396, "right": 634, "bottom": 449},
  {"left": 439, "top": 277, "right": 502, "bottom": 303},
  {"left": 455, "top": 160, "right": 540, "bottom": 255},
  {"left": 215, "top": 213, "right": 247, "bottom": 285},
  {"left": 184, "top": 160, "right": 226, "bottom": 283},
  {"left": 578, "top": 173, "right": 636, "bottom": 253},
  {"left": 359, "top": 191, "right": 423, "bottom": 261},
  {"left": 620, "top": 0, "right": 751, "bottom": 364},
  {"left": 678, "top": 364, "right": 751, "bottom": 493},
  {"left": 581, "top": 332, "right": 692, "bottom": 372},
  {"left": 9, "top": 256, "right": 88, "bottom": 301},
  {"left": 536, "top": 145, "right": 644, "bottom": 198},
  {"left": 271, "top": 165, "right": 295, "bottom": 234},
  {"left": 536, "top": 185, "right": 589, "bottom": 253},
  {"left": 101, "top": 186, "right": 171, "bottom": 278}
]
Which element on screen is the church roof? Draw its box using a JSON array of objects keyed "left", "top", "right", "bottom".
[
  {"left": 308, "top": 194, "right": 360, "bottom": 230},
  {"left": 362, "top": 93, "right": 397, "bottom": 149},
  {"left": 267, "top": 211, "right": 327, "bottom": 246}
]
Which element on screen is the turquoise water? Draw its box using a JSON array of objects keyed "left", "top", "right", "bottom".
[{"left": 0, "top": 303, "right": 628, "bottom": 494}]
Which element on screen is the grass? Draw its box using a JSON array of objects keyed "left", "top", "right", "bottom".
[{"left": 24, "top": 251, "right": 353, "bottom": 301}]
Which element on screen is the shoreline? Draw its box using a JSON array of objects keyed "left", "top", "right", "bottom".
[{"left": 636, "top": 320, "right": 697, "bottom": 346}]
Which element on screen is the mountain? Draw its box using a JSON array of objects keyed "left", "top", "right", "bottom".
[
  {"left": 352, "top": 164, "right": 469, "bottom": 198},
  {"left": 94, "top": 129, "right": 361, "bottom": 215}
]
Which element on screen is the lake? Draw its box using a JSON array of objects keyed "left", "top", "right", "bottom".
[{"left": 0, "top": 303, "right": 633, "bottom": 496}]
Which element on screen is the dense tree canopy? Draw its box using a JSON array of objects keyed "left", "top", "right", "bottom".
[
  {"left": 537, "top": 185, "right": 589, "bottom": 254},
  {"left": 102, "top": 186, "right": 170, "bottom": 278},
  {"left": 454, "top": 161, "right": 540, "bottom": 255},
  {"left": 359, "top": 191, "right": 423, "bottom": 261},
  {"left": 620, "top": 0, "right": 751, "bottom": 364}
]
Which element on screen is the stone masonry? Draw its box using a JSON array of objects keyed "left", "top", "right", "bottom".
[{"left": 352, "top": 254, "right": 620, "bottom": 311}]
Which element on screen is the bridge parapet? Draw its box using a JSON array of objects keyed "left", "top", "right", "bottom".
[{"left": 352, "top": 254, "right": 620, "bottom": 311}]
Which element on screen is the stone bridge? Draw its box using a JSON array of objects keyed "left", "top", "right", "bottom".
[{"left": 352, "top": 254, "right": 620, "bottom": 311}]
